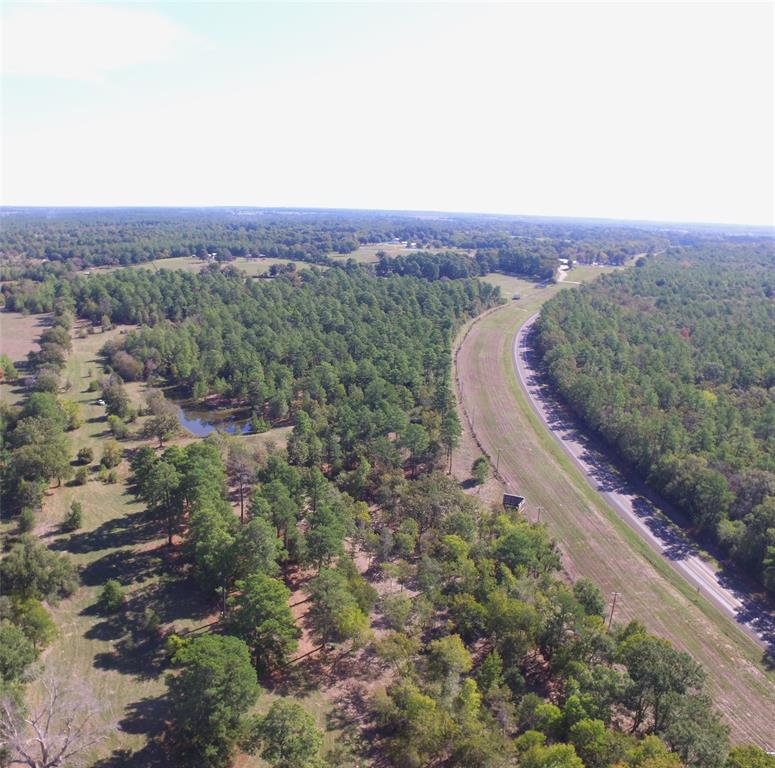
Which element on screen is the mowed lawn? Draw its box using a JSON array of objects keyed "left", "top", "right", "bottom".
[
  {"left": 1, "top": 310, "right": 53, "bottom": 407},
  {"left": 88, "top": 255, "right": 322, "bottom": 277},
  {"left": 4, "top": 323, "right": 339, "bottom": 766},
  {"left": 480, "top": 265, "right": 621, "bottom": 304},
  {"left": 328, "top": 242, "right": 474, "bottom": 264}
]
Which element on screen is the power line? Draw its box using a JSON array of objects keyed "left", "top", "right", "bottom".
[{"left": 607, "top": 591, "right": 621, "bottom": 630}]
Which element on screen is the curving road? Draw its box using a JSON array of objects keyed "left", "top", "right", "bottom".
[{"left": 515, "top": 312, "right": 775, "bottom": 653}]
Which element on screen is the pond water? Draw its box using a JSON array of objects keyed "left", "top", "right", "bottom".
[{"left": 176, "top": 405, "right": 252, "bottom": 437}]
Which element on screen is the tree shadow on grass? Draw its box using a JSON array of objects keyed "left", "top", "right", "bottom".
[
  {"left": 78, "top": 545, "right": 164, "bottom": 588},
  {"left": 92, "top": 695, "right": 170, "bottom": 768},
  {"left": 51, "top": 507, "right": 157, "bottom": 557},
  {"left": 87, "top": 574, "right": 214, "bottom": 681}
]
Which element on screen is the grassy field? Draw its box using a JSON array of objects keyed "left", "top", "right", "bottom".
[
  {"left": 327, "top": 242, "right": 474, "bottom": 264},
  {"left": 87, "top": 255, "right": 322, "bottom": 277},
  {"left": 0, "top": 310, "right": 51, "bottom": 365},
  {"left": 452, "top": 272, "right": 775, "bottom": 745},
  {"left": 2, "top": 322, "right": 337, "bottom": 766},
  {"left": 1, "top": 310, "right": 54, "bottom": 407}
]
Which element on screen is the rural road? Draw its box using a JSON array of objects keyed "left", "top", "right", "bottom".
[{"left": 515, "top": 312, "right": 775, "bottom": 653}]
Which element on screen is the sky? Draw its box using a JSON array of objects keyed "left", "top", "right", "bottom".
[{"left": 1, "top": 1, "right": 773, "bottom": 226}]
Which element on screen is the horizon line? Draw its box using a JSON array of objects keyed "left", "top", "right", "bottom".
[{"left": 1, "top": 203, "right": 773, "bottom": 232}]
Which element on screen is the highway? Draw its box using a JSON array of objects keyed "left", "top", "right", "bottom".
[{"left": 514, "top": 312, "right": 775, "bottom": 654}]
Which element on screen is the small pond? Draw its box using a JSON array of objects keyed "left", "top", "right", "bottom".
[{"left": 176, "top": 405, "right": 252, "bottom": 437}]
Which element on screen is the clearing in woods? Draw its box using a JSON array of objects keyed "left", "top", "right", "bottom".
[
  {"left": 0, "top": 310, "right": 50, "bottom": 364},
  {"left": 87, "top": 255, "right": 320, "bottom": 276},
  {"left": 452, "top": 270, "right": 775, "bottom": 745},
  {"left": 327, "top": 242, "right": 474, "bottom": 264},
  {"left": 0, "top": 310, "right": 52, "bottom": 406}
]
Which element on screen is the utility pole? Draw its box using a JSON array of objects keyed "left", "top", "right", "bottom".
[
  {"left": 607, "top": 592, "right": 621, "bottom": 630},
  {"left": 496, "top": 448, "right": 501, "bottom": 474},
  {"left": 537, "top": 506, "right": 544, "bottom": 524}
]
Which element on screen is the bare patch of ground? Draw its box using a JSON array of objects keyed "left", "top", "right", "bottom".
[{"left": 0, "top": 310, "right": 50, "bottom": 364}]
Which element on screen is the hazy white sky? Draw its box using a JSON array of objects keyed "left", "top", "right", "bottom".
[{"left": 2, "top": 1, "right": 773, "bottom": 225}]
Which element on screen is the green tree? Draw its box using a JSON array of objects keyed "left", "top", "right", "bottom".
[
  {"left": 375, "top": 678, "right": 454, "bottom": 768},
  {"left": 145, "top": 459, "right": 181, "bottom": 546},
  {"left": 0, "top": 536, "right": 78, "bottom": 601},
  {"left": 59, "top": 399, "right": 82, "bottom": 430},
  {"left": 471, "top": 456, "right": 489, "bottom": 485},
  {"left": 107, "top": 414, "right": 129, "bottom": 439},
  {"left": 663, "top": 693, "right": 729, "bottom": 768},
  {"left": 226, "top": 573, "right": 299, "bottom": 674},
  {"left": 237, "top": 516, "right": 282, "bottom": 576},
  {"left": 307, "top": 568, "right": 369, "bottom": 650},
  {"left": 247, "top": 700, "right": 322, "bottom": 768},
  {"left": 11, "top": 416, "right": 72, "bottom": 487},
  {"left": 0, "top": 353, "right": 19, "bottom": 381},
  {"left": 441, "top": 409, "right": 462, "bottom": 474},
  {"left": 427, "top": 634, "right": 473, "bottom": 700},
  {"left": 188, "top": 504, "right": 241, "bottom": 613},
  {"left": 305, "top": 500, "right": 349, "bottom": 570},
  {"left": 100, "top": 439, "right": 122, "bottom": 468},
  {"left": 401, "top": 423, "right": 430, "bottom": 478},
  {"left": 726, "top": 746, "right": 775, "bottom": 768},
  {"left": 144, "top": 409, "right": 180, "bottom": 447},
  {"left": 476, "top": 650, "right": 504, "bottom": 694},
  {"left": 573, "top": 578, "right": 607, "bottom": 618},
  {"left": 0, "top": 620, "right": 36, "bottom": 682},
  {"left": 13, "top": 598, "right": 57, "bottom": 651},
  {"left": 521, "top": 741, "right": 584, "bottom": 768},
  {"left": 381, "top": 593, "right": 413, "bottom": 632},
  {"left": 166, "top": 635, "right": 260, "bottom": 768},
  {"left": 63, "top": 500, "right": 83, "bottom": 532},
  {"left": 569, "top": 718, "right": 612, "bottom": 768},
  {"left": 620, "top": 633, "right": 705, "bottom": 733},
  {"left": 97, "top": 579, "right": 125, "bottom": 614}
]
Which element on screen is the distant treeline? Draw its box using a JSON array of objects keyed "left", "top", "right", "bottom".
[
  {"left": 536, "top": 246, "right": 775, "bottom": 592},
  {"left": 0, "top": 208, "right": 666, "bottom": 277},
  {"left": 375, "top": 248, "right": 558, "bottom": 281}
]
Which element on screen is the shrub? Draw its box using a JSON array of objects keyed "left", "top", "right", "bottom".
[
  {"left": 107, "top": 414, "right": 129, "bottom": 439},
  {"left": 98, "top": 579, "right": 125, "bottom": 614},
  {"left": 18, "top": 508, "right": 36, "bottom": 534},
  {"left": 74, "top": 466, "right": 89, "bottom": 485},
  {"left": 101, "top": 440, "right": 122, "bottom": 468},
  {"left": 250, "top": 415, "right": 270, "bottom": 434},
  {"left": 77, "top": 446, "right": 94, "bottom": 464},
  {"left": 381, "top": 592, "right": 413, "bottom": 631},
  {"left": 63, "top": 501, "right": 83, "bottom": 532},
  {"left": 471, "top": 456, "right": 489, "bottom": 485}
]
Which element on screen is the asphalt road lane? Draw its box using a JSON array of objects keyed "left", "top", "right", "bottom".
[{"left": 514, "top": 312, "right": 775, "bottom": 653}]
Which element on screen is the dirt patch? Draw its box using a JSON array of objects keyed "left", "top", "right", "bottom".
[{"left": 0, "top": 310, "right": 51, "bottom": 364}]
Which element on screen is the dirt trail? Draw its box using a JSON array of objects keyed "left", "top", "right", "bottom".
[{"left": 454, "top": 302, "right": 775, "bottom": 746}]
